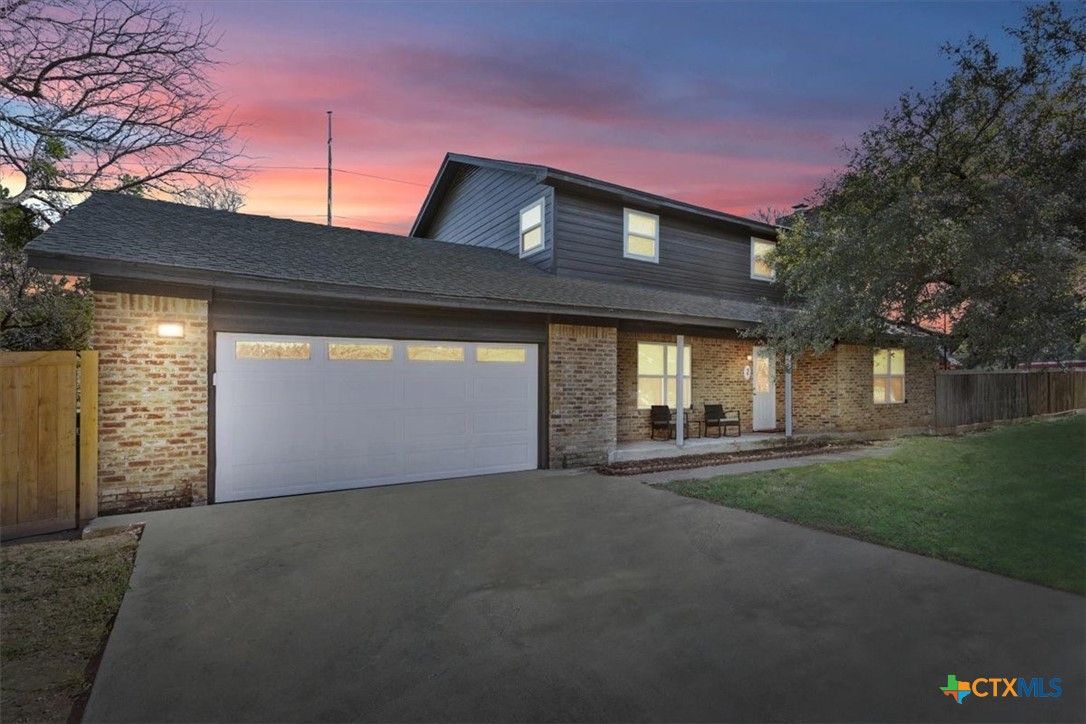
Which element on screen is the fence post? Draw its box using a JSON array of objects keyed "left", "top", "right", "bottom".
[{"left": 79, "top": 351, "right": 99, "bottom": 526}]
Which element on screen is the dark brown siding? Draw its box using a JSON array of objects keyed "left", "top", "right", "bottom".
[
  {"left": 553, "top": 190, "right": 786, "bottom": 302},
  {"left": 422, "top": 165, "right": 554, "bottom": 271}
]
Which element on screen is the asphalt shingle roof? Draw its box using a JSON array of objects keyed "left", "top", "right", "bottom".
[{"left": 27, "top": 193, "right": 781, "bottom": 326}]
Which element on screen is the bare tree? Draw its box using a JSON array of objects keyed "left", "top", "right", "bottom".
[
  {"left": 0, "top": 0, "right": 248, "bottom": 218},
  {"left": 176, "top": 181, "right": 245, "bottom": 212}
]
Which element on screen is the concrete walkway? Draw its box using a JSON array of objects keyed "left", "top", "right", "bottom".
[
  {"left": 86, "top": 470, "right": 1084, "bottom": 722},
  {"left": 635, "top": 443, "right": 900, "bottom": 484}
]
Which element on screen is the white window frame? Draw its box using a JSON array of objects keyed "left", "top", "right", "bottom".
[
  {"left": 519, "top": 197, "right": 546, "bottom": 258},
  {"left": 623, "top": 209, "right": 660, "bottom": 263},
  {"left": 873, "top": 348, "right": 906, "bottom": 404},
  {"left": 751, "top": 237, "right": 776, "bottom": 281},
  {"left": 636, "top": 342, "right": 692, "bottom": 409}
]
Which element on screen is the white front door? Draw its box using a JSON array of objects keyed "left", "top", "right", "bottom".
[{"left": 752, "top": 346, "right": 777, "bottom": 431}]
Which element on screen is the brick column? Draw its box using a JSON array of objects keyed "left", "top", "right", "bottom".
[
  {"left": 91, "top": 292, "right": 208, "bottom": 513},
  {"left": 548, "top": 324, "right": 617, "bottom": 467}
]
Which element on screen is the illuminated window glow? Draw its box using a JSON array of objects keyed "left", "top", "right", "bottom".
[
  {"left": 328, "top": 343, "right": 393, "bottom": 361},
  {"left": 637, "top": 342, "right": 691, "bottom": 409},
  {"left": 873, "top": 348, "right": 905, "bottom": 403},
  {"left": 407, "top": 345, "right": 464, "bottom": 362},
  {"left": 235, "top": 341, "right": 311, "bottom": 360},
  {"left": 751, "top": 238, "right": 776, "bottom": 280},
  {"left": 520, "top": 198, "right": 545, "bottom": 257},
  {"left": 624, "top": 209, "right": 659, "bottom": 263}
]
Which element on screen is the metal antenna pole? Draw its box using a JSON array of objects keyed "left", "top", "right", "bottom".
[{"left": 326, "top": 110, "right": 332, "bottom": 227}]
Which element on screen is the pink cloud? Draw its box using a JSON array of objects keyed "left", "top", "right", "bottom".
[{"left": 208, "top": 21, "right": 860, "bottom": 234}]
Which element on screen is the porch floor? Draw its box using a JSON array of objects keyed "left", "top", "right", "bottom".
[{"left": 609, "top": 431, "right": 828, "bottom": 464}]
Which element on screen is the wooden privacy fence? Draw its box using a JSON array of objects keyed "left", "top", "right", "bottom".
[
  {"left": 0, "top": 351, "right": 98, "bottom": 540},
  {"left": 935, "top": 369, "right": 1086, "bottom": 429}
]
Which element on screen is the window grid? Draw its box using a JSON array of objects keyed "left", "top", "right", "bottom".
[
  {"left": 637, "top": 342, "right": 692, "bottom": 409},
  {"left": 624, "top": 209, "right": 659, "bottom": 263},
  {"left": 751, "top": 238, "right": 776, "bottom": 281},
  {"left": 519, "top": 198, "right": 545, "bottom": 258},
  {"left": 873, "top": 348, "right": 905, "bottom": 404}
]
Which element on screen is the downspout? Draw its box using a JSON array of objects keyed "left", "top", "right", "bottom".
[{"left": 676, "top": 334, "right": 685, "bottom": 448}]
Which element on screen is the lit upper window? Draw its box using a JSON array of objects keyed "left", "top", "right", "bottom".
[
  {"left": 624, "top": 209, "right": 659, "bottom": 263},
  {"left": 519, "top": 198, "right": 545, "bottom": 257},
  {"left": 751, "top": 238, "right": 776, "bottom": 281},
  {"left": 873, "top": 348, "right": 905, "bottom": 403}
]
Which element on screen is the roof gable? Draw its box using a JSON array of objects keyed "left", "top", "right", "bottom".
[{"left": 411, "top": 152, "right": 777, "bottom": 238}]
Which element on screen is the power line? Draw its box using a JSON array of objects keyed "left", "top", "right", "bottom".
[
  {"left": 274, "top": 213, "right": 403, "bottom": 228},
  {"left": 250, "top": 165, "right": 427, "bottom": 187}
]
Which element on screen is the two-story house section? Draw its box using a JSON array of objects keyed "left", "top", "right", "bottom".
[
  {"left": 26, "top": 152, "right": 936, "bottom": 511},
  {"left": 411, "top": 153, "right": 785, "bottom": 304}
]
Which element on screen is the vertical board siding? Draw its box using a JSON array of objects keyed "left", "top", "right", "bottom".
[
  {"left": 0, "top": 367, "right": 16, "bottom": 525},
  {"left": 935, "top": 370, "right": 1086, "bottom": 428},
  {"left": 553, "top": 191, "right": 786, "bottom": 302},
  {"left": 423, "top": 165, "right": 554, "bottom": 271},
  {"left": 0, "top": 351, "right": 92, "bottom": 539}
]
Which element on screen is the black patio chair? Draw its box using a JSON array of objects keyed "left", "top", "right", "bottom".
[
  {"left": 704, "top": 404, "right": 741, "bottom": 438},
  {"left": 650, "top": 405, "right": 672, "bottom": 440}
]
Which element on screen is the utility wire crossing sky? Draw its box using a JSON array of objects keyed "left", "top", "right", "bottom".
[{"left": 192, "top": 1, "right": 1023, "bottom": 233}]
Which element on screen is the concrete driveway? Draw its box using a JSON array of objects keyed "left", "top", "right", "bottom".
[{"left": 86, "top": 470, "right": 1084, "bottom": 723}]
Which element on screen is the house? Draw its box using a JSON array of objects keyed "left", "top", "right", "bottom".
[{"left": 25, "top": 153, "right": 936, "bottom": 512}]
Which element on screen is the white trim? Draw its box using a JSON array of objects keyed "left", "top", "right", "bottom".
[
  {"left": 873, "top": 348, "right": 906, "bottom": 404},
  {"left": 675, "top": 335, "right": 685, "bottom": 447},
  {"left": 750, "top": 237, "right": 775, "bottom": 281},
  {"left": 519, "top": 197, "right": 546, "bottom": 258},
  {"left": 623, "top": 208, "right": 660, "bottom": 263},
  {"left": 636, "top": 341, "right": 691, "bottom": 409}
]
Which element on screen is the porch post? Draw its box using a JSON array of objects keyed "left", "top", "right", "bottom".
[
  {"left": 784, "top": 353, "right": 793, "bottom": 438},
  {"left": 675, "top": 334, "right": 685, "bottom": 447}
]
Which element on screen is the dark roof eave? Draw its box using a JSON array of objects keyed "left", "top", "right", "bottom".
[
  {"left": 541, "top": 170, "right": 777, "bottom": 236},
  {"left": 28, "top": 250, "right": 761, "bottom": 330}
]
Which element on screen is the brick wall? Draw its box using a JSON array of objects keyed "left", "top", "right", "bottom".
[
  {"left": 614, "top": 336, "right": 937, "bottom": 440},
  {"left": 548, "top": 324, "right": 617, "bottom": 467},
  {"left": 791, "top": 350, "right": 839, "bottom": 431},
  {"left": 617, "top": 332, "right": 757, "bottom": 442},
  {"left": 92, "top": 292, "right": 208, "bottom": 513},
  {"left": 832, "top": 344, "right": 935, "bottom": 431}
]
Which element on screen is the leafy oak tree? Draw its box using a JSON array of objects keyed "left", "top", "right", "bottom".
[{"left": 759, "top": 2, "right": 1085, "bottom": 368}]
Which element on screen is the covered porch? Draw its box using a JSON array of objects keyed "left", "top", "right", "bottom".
[{"left": 616, "top": 328, "right": 796, "bottom": 449}]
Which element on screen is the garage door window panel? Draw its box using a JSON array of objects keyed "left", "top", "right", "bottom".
[
  {"left": 328, "top": 343, "right": 393, "bottom": 361},
  {"left": 235, "top": 340, "right": 310, "bottom": 360},
  {"left": 476, "top": 347, "right": 527, "bottom": 363},
  {"left": 407, "top": 345, "right": 464, "bottom": 362}
]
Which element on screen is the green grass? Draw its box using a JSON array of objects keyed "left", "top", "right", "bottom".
[{"left": 662, "top": 416, "right": 1086, "bottom": 594}]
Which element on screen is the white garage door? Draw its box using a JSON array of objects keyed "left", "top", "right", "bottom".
[{"left": 215, "top": 333, "right": 538, "bottom": 502}]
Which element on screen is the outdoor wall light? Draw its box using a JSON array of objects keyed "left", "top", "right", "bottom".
[
  {"left": 157, "top": 322, "right": 185, "bottom": 338},
  {"left": 746, "top": 353, "right": 753, "bottom": 362}
]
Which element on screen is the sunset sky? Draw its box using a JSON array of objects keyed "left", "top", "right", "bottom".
[{"left": 191, "top": 1, "right": 1024, "bottom": 234}]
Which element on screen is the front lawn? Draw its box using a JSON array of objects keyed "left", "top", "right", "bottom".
[
  {"left": 1, "top": 528, "right": 140, "bottom": 722},
  {"left": 662, "top": 416, "right": 1085, "bottom": 594}
]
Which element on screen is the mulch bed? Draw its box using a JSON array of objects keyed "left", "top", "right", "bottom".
[{"left": 596, "top": 439, "right": 872, "bottom": 476}]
